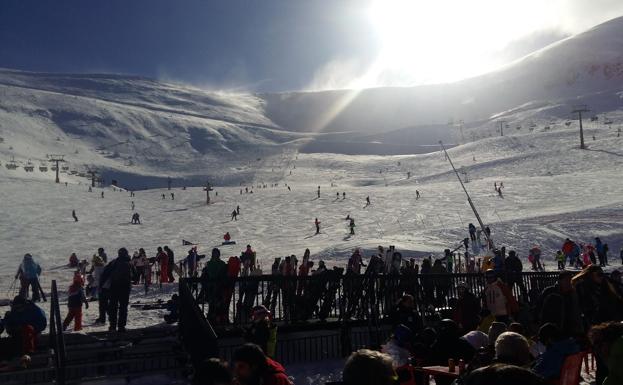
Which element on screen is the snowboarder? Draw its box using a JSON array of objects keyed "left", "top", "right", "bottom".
[
  {"left": 131, "top": 213, "right": 140, "bottom": 224},
  {"left": 231, "top": 210, "right": 238, "bottom": 221},
  {"left": 69, "top": 253, "right": 79, "bottom": 268},
  {"left": 314, "top": 218, "right": 321, "bottom": 234},
  {"left": 72, "top": 209, "right": 78, "bottom": 222},
  {"left": 63, "top": 273, "right": 89, "bottom": 331},
  {"left": 224, "top": 232, "right": 232, "bottom": 243},
  {"left": 349, "top": 218, "right": 355, "bottom": 235}
]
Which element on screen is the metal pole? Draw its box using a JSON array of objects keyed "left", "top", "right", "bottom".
[{"left": 439, "top": 141, "right": 493, "bottom": 248}]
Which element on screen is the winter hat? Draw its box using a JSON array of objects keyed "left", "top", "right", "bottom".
[
  {"left": 73, "top": 272, "right": 84, "bottom": 286},
  {"left": 488, "top": 322, "right": 507, "bottom": 345},
  {"left": 462, "top": 330, "right": 489, "bottom": 350},
  {"left": 212, "top": 248, "right": 221, "bottom": 259},
  {"left": 251, "top": 305, "right": 270, "bottom": 320}
]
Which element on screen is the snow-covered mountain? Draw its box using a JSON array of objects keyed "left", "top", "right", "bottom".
[{"left": 1, "top": 16, "right": 623, "bottom": 188}]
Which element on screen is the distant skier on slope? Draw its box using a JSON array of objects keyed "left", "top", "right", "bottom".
[
  {"left": 317, "top": 186, "right": 320, "bottom": 198},
  {"left": 315, "top": 218, "right": 321, "bottom": 234},
  {"left": 349, "top": 218, "right": 355, "bottom": 235},
  {"left": 72, "top": 209, "right": 78, "bottom": 222},
  {"left": 364, "top": 196, "right": 370, "bottom": 208},
  {"left": 231, "top": 210, "right": 238, "bottom": 221}
]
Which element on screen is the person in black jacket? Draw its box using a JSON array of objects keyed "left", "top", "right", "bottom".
[
  {"left": 389, "top": 294, "right": 423, "bottom": 335},
  {"left": 101, "top": 248, "right": 135, "bottom": 332},
  {"left": 503, "top": 250, "right": 526, "bottom": 298}
]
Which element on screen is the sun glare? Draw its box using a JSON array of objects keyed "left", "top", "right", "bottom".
[{"left": 368, "top": 0, "right": 555, "bottom": 85}]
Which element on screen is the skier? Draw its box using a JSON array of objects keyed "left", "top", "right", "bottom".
[
  {"left": 494, "top": 182, "right": 498, "bottom": 192},
  {"left": 317, "top": 186, "right": 320, "bottom": 198},
  {"left": 468, "top": 223, "right": 477, "bottom": 242},
  {"left": 287, "top": 186, "right": 291, "bottom": 191},
  {"left": 15, "top": 254, "right": 42, "bottom": 302},
  {"left": 342, "top": 192, "right": 346, "bottom": 199},
  {"left": 88, "top": 186, "right": 92, "bottom": 192},
  {"left": 231, "top": 210, "right": 238, "bottom": 221},
  {"left": 498, "top": 186, "right": 504, "bottom": 198},
  {"left": 101, "top": 191, "right": 104, "bottom": 198},
  {"left": 63, "top": 273, "right": 89, "bottom": 331},
  {"left": 131, "top": 201, "right": 135, "bottom": 211},
  {"left": 416, "top": 190, "right": 420, "bottom": 199},
  {"left": 237, "top": 205, "right": 241, "bottom": 215},
  {"left": 1, "top": 296, "right": 46, "bottom": 355},
  {"left": 162, "top": 193, "right": 166, "bottom": 200},
  {"left": 364, "top": 196, "right": 370, "bottom": 207},
  {"left": 131, "top": 213, "right": 141, "bottom": 224},
  {"left": 349, "top": 218, "right": 356, "bottom": 235},
  {"left": 171, "top": 193, "right": 175, "bottom": 200},
  {"left": 336, "top": 192, "right": 340, "bottom": 200},
  {"left": 314, "top": 218, "right": 321, "bottom": 234}
]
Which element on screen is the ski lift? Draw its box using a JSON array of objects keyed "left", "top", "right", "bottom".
[
  {"left": 61, "top": 165, "right": 70, "bottom": 171},
  {"left": 5, "top": 156, "right": 18, "bottom": 170},
  {"left": 565, "top": 121, "right": 572, "bottom": 126},
  {"left": 590, "top": 116, "right": 598, "bottom": 122},
  {"left": 39, "top": 163, "right": 48, "bottom": 172},
  {"left": 70, "top": 170, "right": 78, "bottom": 175},
  {"left": 23, "top": 159, "right": 34, "bottom": 172},
  {"left": 543, "top": 126, "right": 551, "bottom": 131},
  {"left": 604, "top": 117, "right": 613, "bottom": 125}
]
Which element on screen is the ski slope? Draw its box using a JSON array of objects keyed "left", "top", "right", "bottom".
[{"left": 1, "top": 120, "right": 623, "bottom": 332}]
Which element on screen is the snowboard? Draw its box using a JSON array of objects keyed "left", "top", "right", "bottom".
[{"left": 222, "top": 241, "right": 236, "bottom": 245}]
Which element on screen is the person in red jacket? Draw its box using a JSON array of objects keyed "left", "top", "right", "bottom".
[
  {"left": 156, "top": 246, "right": 169, "bottom": 284},
  {"left": 233, "top": 343, "right": 292, "bottom": 385},
  {"left": 224, "top": 232, "right": 231, "bottom": 242}
]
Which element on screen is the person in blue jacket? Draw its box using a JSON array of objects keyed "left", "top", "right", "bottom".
[
  {"left": 15, "top": 254, "right": 42, "bottom": 302},
  {"left": 533, "top": 323, "right": 580, "bottom": 380},
  {"left": 1, "top": 296, "right": 47, "bottom": 356}
]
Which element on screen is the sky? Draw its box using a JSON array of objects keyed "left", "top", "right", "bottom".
[{"left": 1, "top": 0, "right": 623, "bottom": 92}]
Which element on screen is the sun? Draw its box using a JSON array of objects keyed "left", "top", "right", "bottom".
[{"left": 367, "top": 0, "right": 553, "bottom": 85}]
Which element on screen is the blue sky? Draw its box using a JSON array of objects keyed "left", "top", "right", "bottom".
[{"left": 1, "top": 0, "right": 622, "bottom": 92}]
